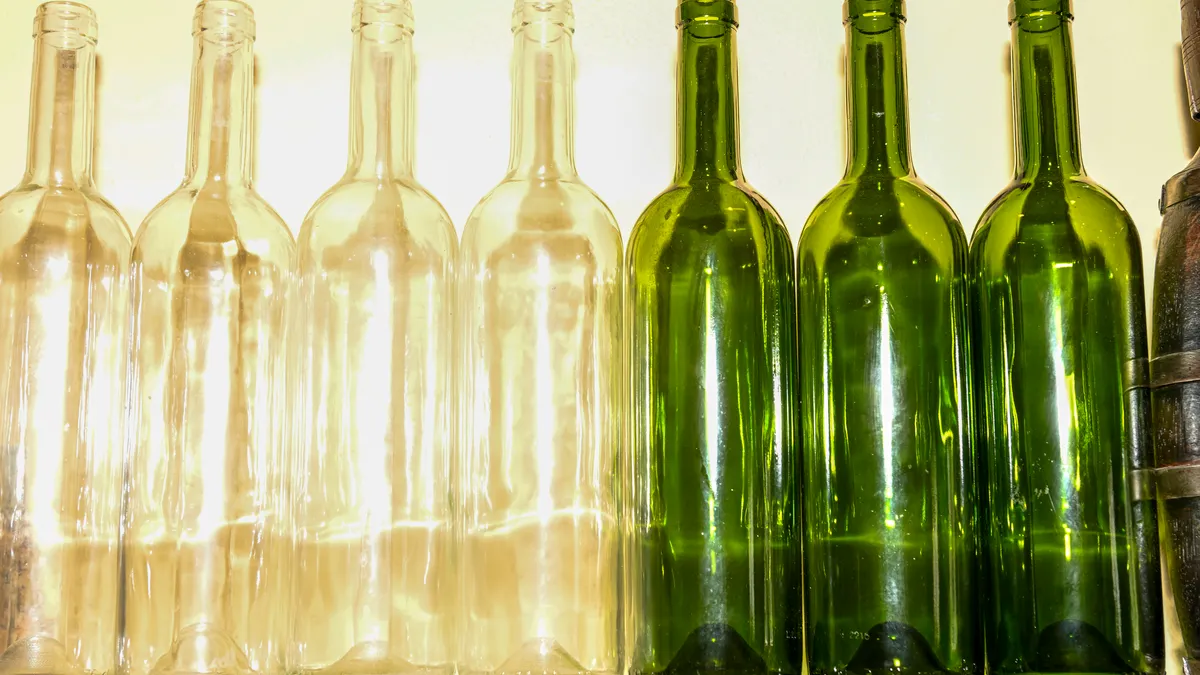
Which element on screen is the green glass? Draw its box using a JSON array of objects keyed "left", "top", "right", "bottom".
[
  {"left": 798, "top": 2, "right": 980, "bottom": 675},
  {"left": 625, "top": 1, "right": 799, "bottom": 674},
  {"left": 970, "top": 2, "right": 1161, "bottom": 674}
]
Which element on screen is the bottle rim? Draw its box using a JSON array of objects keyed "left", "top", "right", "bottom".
[
  {"left": 677, "top": 0, "right": 738, "bottom": 29},
  {"left": 354, "top": 0, "right": 414, "bottom": 33},
  {"left": 512, "top": 1, "right": 575, "bottom": 34},
  {"left": 843, "top": 0, "right": 905, "bottom": 25},
  {"left": 33, "top": 1, "right": 97, "bottom": 43},
  {"left": 1009, "top": 0, "right": 1072, "bottom": 24},
  {"left": 194, "top": 0, "right": 256, "bottom": 42}
]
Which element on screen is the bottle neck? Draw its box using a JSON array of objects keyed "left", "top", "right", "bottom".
[
  {"left": 185, "top": 33, "right": 254, "bottom": 190},
  {"left": 26, "top": 33, "right": 96, "bottom": 187},
  {"left": 845, "top": 12, "right": 912, "bottom": 179},
  {"left": 675, "top": 3, "right": 741, "bottom": 184},
  {"left": 347, "top": 22, "right": 415, "bottom": 181},
  {"left": 507, "top": 19, "right": 576, "bottom": 180},
  {"left": 1012, "top": 12, "right": 1084, "bottom": 179}
]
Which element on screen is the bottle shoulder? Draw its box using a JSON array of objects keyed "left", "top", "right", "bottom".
[
  {"left": 0, "top": 182, "right": 133, "bottom": 261},
  {"left": 460, "top": 178, "right": 622, "bottom": 263},
  {"left": 298, "top": 178, "right": 457, "bottom": 261},
  {"left": 627, "top": 181, "right": 795, "bottom": 281},
  {"left": 629, "top": 180, "right": 791, "bottom": 254},
  {"left": 133, "top": 184, "right": 296, "bottom": 270},
  {"left": 800, "top": 177, "right": 966, "bottom": 256},
  {"left": 971, "top": 175, "right": 1142, "bottom": 275}
]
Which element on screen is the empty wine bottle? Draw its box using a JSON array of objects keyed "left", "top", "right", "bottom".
[
  {"left": 1151, "top": 2, "right": 1200, "bottom": 673},
  {"left": 457, "top": 1, "right": 623, "bottom": 674},
  {"left": 291, "top": 2, "right": 456, "bottom": 675},
  {"left": 971, "top": 1, "right": 1162, "bottom": 674},
  {"left": 0, "top": 4, "right": 131, "bottom": 675},
  {"left": 798, "top": 2, "right": 980, "bottom": 674},
  {"left": 625, "top": 1, "right": 799, "bottom": 674},
  {"left": 121, "top": 3, "right": 295, "bottom": 675}
]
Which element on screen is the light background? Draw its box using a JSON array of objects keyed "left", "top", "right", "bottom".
[
  {"left": 0, "top": 1, "right": 1190, "bottom": 280},
  {"left": 0, "top": 0, "right": 1192, "bottom": 668}
]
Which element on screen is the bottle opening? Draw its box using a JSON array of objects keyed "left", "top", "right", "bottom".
[
  {"left": 33, "top": 1, "right": 97, "bottom": 48},
  {"left": 1009, "top": 0, "right": 1072, "bottom": 25},
  {"left": 354, "top": 0, "right": 414, "bottom": 35},
  {"left": 194, "top": 0, "right": 256, "bottom": 44},
  {"left": 512, "top": 1, "right": 574, "bottom": 34},
  {"left": 844, "top": 0, "right": 905, "bottom": 29},
  {"left": 677, "top": 0, "right": 737, "bottom": 29}
]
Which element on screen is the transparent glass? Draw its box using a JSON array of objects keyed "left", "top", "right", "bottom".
[
  {"left": 120, "top": 4, "right": 295, "bottom": 675},
  {"left": 290, "top": 2, "right": 457, "bottom": 674},
  {"left": 0, "top": 5, "right": 131, "bottom": 675},
  {"left": 970, "top": 2, "right": 1161, "bottom": 674},
  {"left": 625, "top": 2, "right": 800, "bottom": 675},
  {"left": 457, "top": 2, "right": 623, "bottom": 674},
  {"left": 798, "top": 3, "right": 980, "bottom": 674}
]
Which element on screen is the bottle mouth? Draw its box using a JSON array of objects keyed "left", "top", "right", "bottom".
[
  {"left": 512, "top": 1, "right": 574, "bottom": 34},
  {"left": 194, "top": 0, "right": 256, "bottom": 44},
  {"left": 354, "top": 0, "right": 414, "bottom": 33},
  {"left": 1009, "top": 0, "right": 1072, "bottom": 24},
  {"left": 844, "top": 0, "right": 905, "bottom": 25},
  {"left": 33, "top": 1, "right": 97, "bottom": 46},
  {"left": 677, "top": 0, "right": 738, "bottom": 28}
]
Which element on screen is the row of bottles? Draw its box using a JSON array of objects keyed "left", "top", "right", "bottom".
[{"left": 0, "top": 3, "right": 1173, "bottom": 675}]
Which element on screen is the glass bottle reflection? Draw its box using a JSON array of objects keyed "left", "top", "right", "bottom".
[
  {"left": 625, "top": 1, "right": 800, "bottom": 674},
  {"left": 291, "top": 1, "right": 456, "bottom": 674},
  {"left": 0, "top": 4, "right": 130, "bottom": 675},
  {"left": 798, "top": 2, "right": 980, "bottom": 674},
  {"left": 457, "top": 2, "right": 623, "bottom": 674},
  {"left": 121, "top": 3, "right": 295, "bottom": 675},
  {"left": 970, "top": 1, "right": 1161, "bottom": 673}
]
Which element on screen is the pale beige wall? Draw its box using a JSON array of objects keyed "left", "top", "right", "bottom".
[{"left": 0, "top": 1, "right": 1186, "bottom": 268}]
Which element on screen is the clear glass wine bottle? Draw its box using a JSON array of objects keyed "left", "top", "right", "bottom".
[
  {"left": 121, "top": 3, "right": 295, "bottom": 675},
  {"left": 0, "top": 4, "right": 131, "bottom": 675},
  {"left": 290, "top": 1, "right": 457, "bottom": 674},
  {"left": 457, "top": 2, "right": 623, "bottom": 674}
]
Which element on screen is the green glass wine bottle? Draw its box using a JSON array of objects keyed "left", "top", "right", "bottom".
[
  {"left": 625, "top": 1, "right": 799, "bottom": 675},
  {"left": 798, "top": 2, "right": 980, "bottom": 674},
  {"left": 970, "top": 1, "right": 1163, "bottom": 674}
]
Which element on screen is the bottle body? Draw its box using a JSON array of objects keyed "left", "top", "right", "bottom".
[
  {"left": 457, "top": 5, "right": 624, "bottom": 674},
  {"left": 0, "top": 7, "right": 130, "bottom": 674},
  {"left": 800, "top": 186, "right": 978, "bottom": 675},
  {"left": 292, "top": 181, "right": 456, "bottom": 675},
  {"left": 627, "top": 181, "right": 797, "bottom": 675},
  {"left": 459, "top": 181, "right": 622, "bottom": 675},
  {"left": 972, "top": 173, "right": 1150, "bottom": 675},
  {"left": 290, "top": 4, "right": 457, "bottom": 671},
  {"left": 121, "top": 5, "right": 296, "bottom": 675}
]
